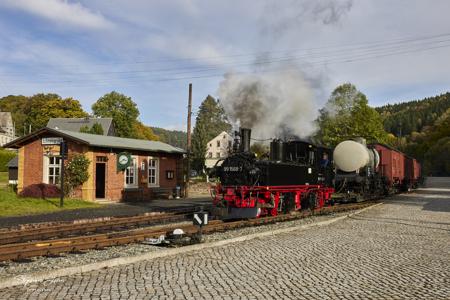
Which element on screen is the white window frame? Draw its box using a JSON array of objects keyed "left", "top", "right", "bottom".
[
  {"left": 43, "top": 155, "right": 61, "bottom": 185},
  {"left": 124, "top": 156, "right": 138, "bottom": 188},
  {"left": 147, "top": 157, "right": 159, "bottom": 187}
]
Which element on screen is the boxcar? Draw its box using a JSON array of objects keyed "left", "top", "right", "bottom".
[
  {"left": 373, "top": 144, "right": 405, "bottom": 193},
  {"left": 404, "top": 157, "right": 421, "bottom": 189}
]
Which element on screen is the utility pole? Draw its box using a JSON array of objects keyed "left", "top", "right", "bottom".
[{"left": 185, "top": 83, "right": 192, "bottom": 198}]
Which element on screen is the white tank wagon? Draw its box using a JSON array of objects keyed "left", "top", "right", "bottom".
[
  {"left": 333, "top": 139, "right": 379, "bottom": 173},
  {"left": 333, "top": 138, "right": 383, "bottom": 201}
]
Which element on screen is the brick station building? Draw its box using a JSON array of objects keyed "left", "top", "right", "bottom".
[{"left": 4, "top": 127, "right": 185, "bottom": 202}]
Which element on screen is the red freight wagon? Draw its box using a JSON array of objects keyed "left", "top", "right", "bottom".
[
  {"left": 373, "top": 144, "right": 405, "bottom": 192},
  {"left": 413, "top": 159, "right": 421, "bottom": 181},
  {"left": 404, "top": 156, "right": 420, "bottom": 190}
]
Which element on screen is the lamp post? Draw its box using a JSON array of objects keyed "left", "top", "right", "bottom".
[{"left": 60, "top": 141, "right": 66, "bottom": 207}]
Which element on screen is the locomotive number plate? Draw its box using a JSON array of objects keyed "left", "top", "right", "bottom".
[{"left": 224, "top": 166, "right": 242, "bottom": 172}]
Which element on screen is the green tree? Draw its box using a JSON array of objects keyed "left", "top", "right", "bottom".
[
  {"left": 0, "top": 95, "right": 28, "bottom": 136},
  {"left": 424, "top": 137, "right": 450, "bottom": 176},
  {"left": 90, "top": 123, "right": 104, "bottom": 135},
  {"left": 79, "top": 125, "right": 90, "bottom": 133},
  {"left": 79, "top": 123, "right": 104, "bottom": 135},
  {"left": 316, "top": 83, "right": 388, "bottom": 147},
  {"left": 133, "top": 121, "right": 159, "bottom": 141},
  {"left": 191, "top": 95, "right": 231, "bottom": 171},
  {"left": 27, "top": 94, "right": 87, "bottom": 131},
  {"left": 0, "top": 94, "right": 87, "bottom": 135},
  {"left": 0, "top": 149, "right": 16, "bottom": 172},
  {"left": 92, "top": 91, "right": 139, "bottom": 138},
  {"left": 151, "top": 127, "right": 187, "bottom": 149}
]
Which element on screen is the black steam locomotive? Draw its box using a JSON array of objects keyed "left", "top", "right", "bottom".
[{"left": 211, "top": 128, "right": 334, "bottom": 218}]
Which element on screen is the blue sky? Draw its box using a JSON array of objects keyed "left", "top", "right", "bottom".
[{"left": 0, "top": 0, "right": 449, "bottom": 131}]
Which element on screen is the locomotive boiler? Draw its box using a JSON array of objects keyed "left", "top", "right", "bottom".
[{"left": 211, "top": 128, "right": 334, "bottom": 218}]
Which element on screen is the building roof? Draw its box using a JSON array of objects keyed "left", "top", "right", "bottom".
[
  {"left": 3, "top": 127, "right": 185, "bottom": 154},
  {"left": 6, "top": 156, "right": 17, "bottom": 168},
  {"left": 47, "top": 118, "right": 113, "bottom": 135}
]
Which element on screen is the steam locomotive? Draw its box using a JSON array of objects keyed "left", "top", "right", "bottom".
[
  {"left": 211, "top": 128, "right": 421, "bottom": 219},
  {"left": 211, "top": 128, "right": 334, "bottom": 218}
]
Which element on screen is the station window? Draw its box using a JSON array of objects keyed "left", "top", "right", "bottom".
[
  {"left": 47, "top": 156, "right": 61, "bottom": 185},
  {"left": 217, "top": 140, "right": 220, "bottom": 147},
  {"left": 148, "top": 157, "right": 159, "bottom": 187},
  {"left": 166, "top": 170, "right": 174, "bottom": 179},
  {"left": 208, "top": 152, "right": 212, "bottom": 158},
  {"left": 216, "top": 152, "right": 220, "bottom": 158},
  {"left": 125, "top": 156, "right": 138, "bottom": 188}
]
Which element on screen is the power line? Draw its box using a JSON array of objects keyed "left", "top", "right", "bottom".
[
  {"left": 2, "top": 31, "right": 450, "bottom": 78},
  {"left": 3, "top": 39, "right": 450, "bottom": 88}
]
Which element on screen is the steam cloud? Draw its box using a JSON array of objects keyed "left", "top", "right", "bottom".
[
  {"left": 262, "top": 0, "right": 353, "bottom": 36},
  {"left": 218, "top": 68, "right": 318, "bottom": 140},
  {"left": 216, "top": 0, "right": 354, "bottom": 141}
]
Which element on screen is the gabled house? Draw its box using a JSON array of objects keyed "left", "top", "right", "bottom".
[
  {"left": 0, "top": 112, "right": 16, "bottom": 146},
  {"left": 205, "top": 131, "right": 233, "bottom": 169}
]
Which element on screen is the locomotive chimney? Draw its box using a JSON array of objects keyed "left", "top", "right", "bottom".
[{"left": 239, "top": 128, "right": 251, "bottom": 153}]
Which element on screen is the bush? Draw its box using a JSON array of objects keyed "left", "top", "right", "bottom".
[
  {"left": 19, "top": 183, "right": 61, "bottom": 198},
  {"left": 0, "top": 149, "right": 16, "bottom": 172},
  {"left": 64, "top": 154, "right": 90, "bottom": 196}
]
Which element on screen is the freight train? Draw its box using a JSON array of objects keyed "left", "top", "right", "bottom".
[{"left": 211, "top": 128, "right": 421, "bottom": 218}]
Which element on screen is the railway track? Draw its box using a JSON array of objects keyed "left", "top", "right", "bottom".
[
  {"left": 0, "top": 207, "right": 198, "bottom": 245},
  {"left": 0, "top": 202, "right": 377, "bottom": 262}
]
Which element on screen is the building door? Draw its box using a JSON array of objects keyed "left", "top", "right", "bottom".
[{"left": 95, "top": 163, "right": 106, "bottom": 199}]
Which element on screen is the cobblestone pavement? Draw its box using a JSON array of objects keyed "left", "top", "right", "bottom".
[{"left": 1, "top": 188, "right": 449, "bottom": 299}]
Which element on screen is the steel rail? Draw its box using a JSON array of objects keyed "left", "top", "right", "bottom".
[
  {"left": 0, "top": 209, "right": 197, "bottom": 245},
  {"left": 0, "top": 202, "right": 376, "bottom": 262}
]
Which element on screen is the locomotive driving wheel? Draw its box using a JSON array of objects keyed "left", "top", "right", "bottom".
[{"left": 281, "top": 193, "right": 296, "bottom": 213}]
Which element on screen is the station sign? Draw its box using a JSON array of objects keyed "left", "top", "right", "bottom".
[
  {"left": 193, "top": 211, "right": 208, "bottom": 226},
  {"left": 42, "top": 137, "right": 63, "bottom": 145}
]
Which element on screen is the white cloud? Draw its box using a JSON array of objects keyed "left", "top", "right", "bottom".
[{"left": 1, "top": 0, "right": 113, "bottom": 30}]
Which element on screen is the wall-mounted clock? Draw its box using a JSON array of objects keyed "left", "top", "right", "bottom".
[{"left": 117, "top": 152, "right": 131, "bottom": 171}]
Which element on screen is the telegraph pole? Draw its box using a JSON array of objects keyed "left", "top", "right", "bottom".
[{"left": 185, "top": 83, "right": 192, "bottom": 198}]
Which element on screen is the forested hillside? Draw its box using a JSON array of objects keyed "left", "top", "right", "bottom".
[
  {"left": 376, "top": 92, "right": 450, "bottom": 136},
  {"left": 376, "top": 92, "right": 450, "bottom": 176},
  {"left": 151, "top": 127, "right": 187, "bottom": 149}
]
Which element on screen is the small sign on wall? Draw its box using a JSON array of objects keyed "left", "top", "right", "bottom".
[{"left": 42, "top": 137, "right": 63, "bottom": 145}]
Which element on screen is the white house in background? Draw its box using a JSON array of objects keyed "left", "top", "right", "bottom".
[
  {"left": 0, "top": 112, "right": 15, "bottom": 147},
  {"left": 205, "top": 131, "right": 233, "bottom": 169}
]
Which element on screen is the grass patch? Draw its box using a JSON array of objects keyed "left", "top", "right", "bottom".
[
  {"left": 0, "top": 189, "right": 100, "bottom": 217},
  {"left": 0, "top": 172, "right": 7, "bottom": 185}
]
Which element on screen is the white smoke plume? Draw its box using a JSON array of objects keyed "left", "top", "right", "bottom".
[
  {"left": 261, "top": 0, "right": 353, "bottom": 37},
  {"left": 218, "top": 68, "right": 318, "bottom": 140}
]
